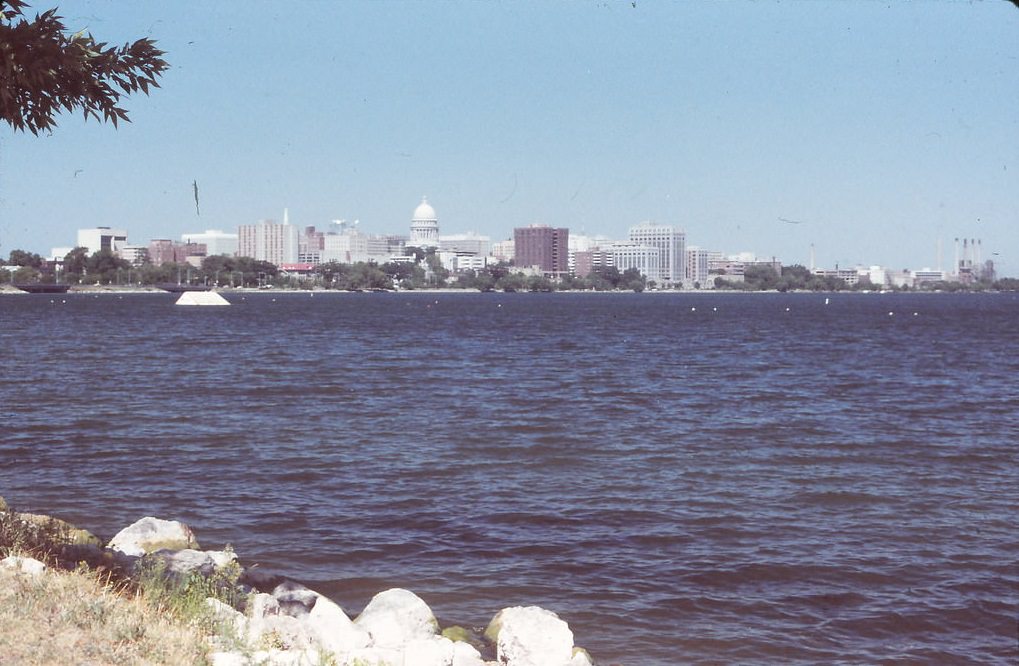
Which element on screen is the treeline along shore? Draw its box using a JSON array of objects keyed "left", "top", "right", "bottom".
[{"left": 0, "top": 496, "right": 601, "bottom": 666}]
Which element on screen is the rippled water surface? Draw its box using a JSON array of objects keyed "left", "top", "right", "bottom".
[{"left": 1, "top": 291, "right": 1017, "bottom": 664}]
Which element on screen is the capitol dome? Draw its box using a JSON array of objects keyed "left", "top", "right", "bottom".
[
  {"left": 409, "top": 196, "right": 439, "bottom": 248},
  {"left": 413, "top": 197, "right": 437, "bottom": 221}
]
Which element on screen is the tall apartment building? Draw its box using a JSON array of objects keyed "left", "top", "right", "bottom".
[
  {"left": 514, "top": 225, "right": 569, "bottom": 276},
  {"left": 686, "top": 245, "right": 709, "bottom": 285},
  {"left": 627, "top": 222, "right": 685, "bottom": 285},
  {"left": 238, "top": 215, "right": 299, "bottom": 266}
]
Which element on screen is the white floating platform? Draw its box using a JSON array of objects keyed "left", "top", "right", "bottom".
[{"left": 175, "top": 291, "right": 230, "bottom": 306}]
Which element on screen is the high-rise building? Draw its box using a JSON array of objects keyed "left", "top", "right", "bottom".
[
  {"left": 685, "top": 246, "right": 709, "bottom": 285},
  {"left": 627, "top": 222, "right": 685, "bottom": 285},
  {"left": 409, "top": 197, "right": 439, "bottom": 248},
  {"left": 238, "top": 212, "right": 299, "bottom": 265},
  {"left": 180, "top": 229, "right": 238, "bottom": 257},
  {"left": 514, "top": 225, "right": 569, "bottom": 276},
  {"left": 77, "top": 227, "right": 127, "bottom": 255}
]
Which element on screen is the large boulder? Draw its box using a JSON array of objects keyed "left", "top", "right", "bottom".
[
  {"left": 146, "top": 548, "right": 237, "bottom": 578},
  {"left": 107, "top": 517, "right": 199, "bottom": 556},
  {"left": 1, "top": 555, "right": 46, "bottom": 576},
  {"left": 16, "top": 512, "right": 102, "bottom": 546},
  {"left": 304, "top": 592, "right": 371, "bottom": 655},
  {"left": 354, "top": 588, "right": 439, "bottom": 648},
  {"left": 485, "top": 606, "right": 574, "bottom": 666}
]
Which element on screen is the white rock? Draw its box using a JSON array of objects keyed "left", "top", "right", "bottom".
[
  {"left": 342, "top": 646, "right": 402, "bottom": 665},
  {"left": 306, "top": 593, "right": 371, "bottom": 655},
  {"left": 205, "top": 597, "right": 248, "bottom": 644},
  {"left": 487, "top": 606, "right": 574, "bottom": 666},
  {"left": 354, "top": 588, "right": 439, "bottom": 648},
  {"left": 451, "top": 640, "right": 487, "bottom": 666},
  {"left": 0, "top": 555, "right": 46, "bottom": 576},
  {"left": 150, "top": 548, "right": 236, "bottom": 577},
  {"left": 569, "top": 647, "right": 595, "bottom": 666},
  {"left": 107, "top": 517, "right": 199, "bottom": 556},
  {"left": 403, "top": 635, "right": 455, "bottom": 666}
]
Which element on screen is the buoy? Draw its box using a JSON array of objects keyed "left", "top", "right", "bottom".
[
  {"left": 888, "top": 311, "right": 894, "bottom": 316},
  {"left": 785, "top": 307, "right": 790, "bottom": 312},
  {"left": 712, "top": 307, "right": 717, "bottom": 312},
  {"left": 691, "top": 307, "right": 696, "bottom": 312},
  {"left": 913, "top": 312, "right": 918, "bottom": 316},
  {"left": 824, "top": 297, "right": 830, "bottom": 305}
]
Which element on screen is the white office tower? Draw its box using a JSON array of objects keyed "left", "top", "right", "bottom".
[
  {"left": 627, "top": 222, "right": 685, "bottom": 285},
  {"left": 180, "top": 230, "right": 239, "bottom": 257},
  {"left": 237, "top": 211, "right": 299, "bottom": 265},
  {"left": 77, "top": 227, "right": 128, "bottom": 255},
  {"left": 609, "top": 241, "right": 663, "bottom": 284},
  {"left": 409, "top": 197, "right": 439, "bottom": 248}
]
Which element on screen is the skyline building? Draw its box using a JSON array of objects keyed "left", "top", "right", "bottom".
[
  {"left": 180, "top": 229, "right": 238, "bottom": 257},
  {"left": 238, "top": 211, "right": 299, "bottom": 265},
  {"left": 77, "top": 227, "right": 127, "bottom": 256},
  {"left": 514, "top": 225, "right": 569, "bottom": 277},
  {"left": 627, "top": 222, "right": 685, "bottom": 286},
  {"left": 609, "top": 242, "right": 662, "bottom": 284},
  {"left": 409, "top": 197, "right": 439, "bottom": 248}
]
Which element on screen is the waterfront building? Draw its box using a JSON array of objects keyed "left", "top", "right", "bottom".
[
  {"left": 911, "top": 268, "right": 945, "bottom": 285},
  {"left": 573, "top": 249, "right": 613, "bottom": 278},
  {"left": 367, "top": 234, "right": 408, "bottom": 262},
  {"left": 491, "top": 239, "right": 515, "bottom": 264},
  {"left": 608, "top": 241, "right": 662, "bottom": 284},
  {"left": 686, "top": 246, "right": 710, "bottom": 286},
  {"left": 409, "top": 197, "right": 439, "bottom": 248},
  {"left": 77, "top": 227, "right": 127, "bottom": 256},
  {"left": 148, "top": 239, "right": 206, "bottom": 266},
  {"left": 118, "top": 245, "right": 149, "bottom": 267},
  {"left": 180, "top": 229, "right": 238, "bottom": 257},
  {"left": 514, "top": 225, "right": 569, "bottom": 277},
  {"left": 813, "top": 268, "right": 859, "bottom": 286},
  {"left": 321, "top": 228, "right": 369, "bottom": 265},
  {"left": 439, "top": 232, "right": 490, "bottom": 257},
  {"left": 238, "top": 213, "right": 299, "bottom": 265},
  {"left": 627, "top": 222, "right": 685, "bottom": 285}
]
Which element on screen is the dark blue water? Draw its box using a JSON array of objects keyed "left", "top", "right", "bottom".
[{"left": 1, "top": 291, "right": 1017, "bottom": 664}]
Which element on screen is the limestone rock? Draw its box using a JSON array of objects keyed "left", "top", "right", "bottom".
[
  {"left": 305, "top": 592, "right": 370, "bottom": 655},
  {"left": 403, "top": 635, "right": 455, "bottom": 665},
  {"left": 16, "top": 512, "right": 102, "bottom": 546},
  {"left": 0, "top": 495, "right": 8, "bottom": 512},
  {"left": 1, "top": 555, "right": 46, "bottom": 576},
  {"left": 108, "top": 517, "right": 199, "bottom": 556},
  {"left": 206, "top": 597, "right": 247, "bottom": 634},
  {"left": 451, "top": 640, "right": 489, "bottom": 666},
  {"left": 354, "top": 587, "right": 439, "bottom": 648},
  {"left": 570, "top": 647, "right": 596, "bottom": 666},
  {"left": 343, "top": 646, "right": 402, "bottom": 665},
  {"left": 486, "top": 606, "right": 574, "bottom": 666},
  {"left": 147, "top": 548, "right": 236, "bottom": 578}
]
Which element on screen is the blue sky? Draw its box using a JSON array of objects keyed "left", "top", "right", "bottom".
[{"left": 2, "top": 1, "right": 1017, "bottom": 275}]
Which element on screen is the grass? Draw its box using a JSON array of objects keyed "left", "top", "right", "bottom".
[
  {"left": 0, "top": 497, "right": 250, "bottom": 665},
  {"left": 0, "top": 564, "right": 212, "bottom": 665}
]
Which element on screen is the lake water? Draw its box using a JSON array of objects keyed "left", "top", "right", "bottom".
[{"left": 1, "top": 291, "right": 1016, "bottom": 664}]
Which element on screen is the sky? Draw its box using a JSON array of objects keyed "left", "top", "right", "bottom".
[{"left": 1, "top": 1, "right": 1017, "bottom": 276}]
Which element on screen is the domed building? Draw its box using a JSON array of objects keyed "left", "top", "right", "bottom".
[{"left": 409, "top": 197, "right": 439, "bottom": 248}]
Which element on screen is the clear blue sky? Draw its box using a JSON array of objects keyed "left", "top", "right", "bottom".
[{"left": 2, "top": 1, "right": 1017, "bottom": 275}]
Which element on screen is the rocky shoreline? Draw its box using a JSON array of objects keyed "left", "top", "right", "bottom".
[{"left": 0, "top": 505, "right": 600, "bottom": 666}]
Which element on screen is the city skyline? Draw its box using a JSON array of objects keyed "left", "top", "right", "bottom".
[{"left": 1, "top": 2, "right": 1016, "bottom": 275}]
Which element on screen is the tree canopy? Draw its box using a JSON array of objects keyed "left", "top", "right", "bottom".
[{"left": 0, "top": 0, "right": 167, "bottom": 134}]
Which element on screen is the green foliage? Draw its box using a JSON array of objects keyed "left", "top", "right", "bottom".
[
  {"left": 0, "top": 503, "right": 73, "bottom": 559},
  {"left": 8, "top": 248, "right": 43, "bottom": 267},
  {"left": 0, "top": 0, "right": 168, "bottom": 134},
  {"left": 133, "top": 553, "right": 244, "bottom": 627}
]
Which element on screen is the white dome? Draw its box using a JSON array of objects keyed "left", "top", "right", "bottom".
[{"left": 412, "top": 197, "right": 436, "bottom": 221}]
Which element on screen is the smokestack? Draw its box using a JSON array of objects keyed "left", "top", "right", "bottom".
[{"left": 954, "top": 237, "right": 960, "bottom": 274}]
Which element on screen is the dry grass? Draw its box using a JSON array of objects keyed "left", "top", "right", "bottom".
[{"left": 0, "top": 564, "right": 212, "bottom": 666}]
